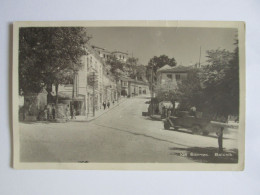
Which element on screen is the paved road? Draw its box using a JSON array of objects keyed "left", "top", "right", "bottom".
[{"left": 20, "top": 97, "right": 239, "bottom": 163}]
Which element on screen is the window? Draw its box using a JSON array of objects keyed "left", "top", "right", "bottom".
[
  {"left": 167, "top": 74, "right": 173, "bottom": 81},
  {"left": 175, "top": 74, "right": 181, "bottom": 81}
]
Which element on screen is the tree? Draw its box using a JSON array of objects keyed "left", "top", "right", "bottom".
[
  {"left": 125, "top": 57, "right": 138, "bottom": 79},
  {"left": 135, "top": 65, "right": 147, "bottom": 81},
  {"left": 200, "top": 45, "right": 239, "bottom": 121},
  {"left": 19, "top": 27, "right": 91, "bottom": 103},
  {"left": 106, "top": 55, "right": 125, "bottom": 79},
  {"left": 146, "top": 55, "right": 176, "bottom": 82},
  {"left": 146, "top": 55, "right": 177, "bottom": 94},
  {"left": 174, "top": 68, "right": 204, "bottom": 110}
]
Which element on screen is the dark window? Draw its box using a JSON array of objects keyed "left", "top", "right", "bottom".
[
  {"left": 167, "top": 74, "right": 172, "bottom": 80},
  {"left": 175, "top": 74, "right": 181, "bottom": 81}
]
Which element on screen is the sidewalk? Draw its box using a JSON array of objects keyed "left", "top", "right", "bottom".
[{"left": 71, "top": 98, "right": 128, "bottom": 122}]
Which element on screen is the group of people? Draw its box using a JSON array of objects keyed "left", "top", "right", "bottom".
[
  {"left": 65, "top": 104, "right": 76, "bottom": 120},
  {"left": 40, "top": 104, "right": 56, "bottom": 121},
  {"left": 102, "top": 100, "right": 115, "bottom": 110},
  {"left": 39, "top": 100, "right": 117, "bottom": 121},
  {"left": 40, "top": 104, "right": 76, "bottom": 121}
]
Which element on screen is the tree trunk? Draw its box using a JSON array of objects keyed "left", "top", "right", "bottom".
[
  {"left": 55, "top": 83, "right": 59, "bottom": 105},
  {"left": 46, "top": 83, "right": 53, "bottom": 104}
]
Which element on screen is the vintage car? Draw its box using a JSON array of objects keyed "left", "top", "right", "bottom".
[{"left": 163, "top": 111, "right": 210, "bottom": 135}]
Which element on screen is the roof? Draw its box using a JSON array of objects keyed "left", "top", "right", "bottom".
[
  {"left": 85, "top": 44, "right": 106, "bottom": 65},
  {"left": 91, "top": 45, "right": 106, "bottom": 51},
  {"left": 157, "top": 65, "right": 192, "bottom": 73},
  {"left": 111, "top": 51, "right": 128, "bottom": 55},
  {"left": 157, "top": 64, "right": 172, "bottom": 71},
  {"left": 119, "top": 76, "right": 148, "bottom": 85}
]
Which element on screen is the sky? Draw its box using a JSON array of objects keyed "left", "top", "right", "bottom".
[{"left": 86, "top": 27, "right": 237, "bottom": 66}]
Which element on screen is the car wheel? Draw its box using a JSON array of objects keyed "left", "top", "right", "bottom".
[
  {"left": 192, "top": 125, "right": 202, "bottom": 134},
  {"left": 164, "top": 122, "right": 170, "bottom": 130}
]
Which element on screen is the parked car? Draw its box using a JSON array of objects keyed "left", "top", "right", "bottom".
[{"left": 163, "top": 111, "right": 210, "bottom": 135}]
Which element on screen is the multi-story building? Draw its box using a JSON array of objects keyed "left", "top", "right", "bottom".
[
  {"left": 155, "top": 65, "right": 191, "bottom": 94},
  {"left": 92, "top": 45, "right": 129, "bottom": 63},
  {"left": 55, "top": 44, "right": 118, "bottom": 118},
  {"left": 111, "top": 51, "right": 128, "bottom": 62},
  {"left": 91, "top": 45, "right": 111, "bottom": 60}
]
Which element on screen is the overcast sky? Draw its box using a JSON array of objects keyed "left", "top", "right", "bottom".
[{"left": 86, "top": 27, "right": 237, "bottom": 66}]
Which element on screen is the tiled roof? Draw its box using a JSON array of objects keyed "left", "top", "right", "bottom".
[{"left": 157, "top": 65, "right": 192, "bottom": 73}]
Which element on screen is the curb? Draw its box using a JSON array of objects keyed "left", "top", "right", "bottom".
[{"left": 71, "top": 98, "right": 128, "bottom": 123}]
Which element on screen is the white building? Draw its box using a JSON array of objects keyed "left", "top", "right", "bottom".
[{"left": 55, "top": 44, "right": 117, "bottom": 117}]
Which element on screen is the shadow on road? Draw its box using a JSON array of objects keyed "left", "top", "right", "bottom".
[
  {"left": 163, "top": 128, "right": 236, "bottom": 140},
  {"left": 93, "top": 123, "right": 189, "bottom": 147},
  {"left": 169, "top": 147, "right": 238, "bottom": 163},
  {"left": 142, "top": 116, "right": 162, "bottom": 121}
]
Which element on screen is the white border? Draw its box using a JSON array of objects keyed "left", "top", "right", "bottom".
[{"left": 12, "top": 21, "right": 246, "bottom": 170}]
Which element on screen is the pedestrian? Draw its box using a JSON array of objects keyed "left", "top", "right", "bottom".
[
  {"left": 112, "top": 100, "right": 114, "bottom": 105},
  {"left": 65, "top": 105, "right": 70, "bottom": 121},
  {"left": 216, "top": 126, "right": 224, "bottom": 153},
  {"left": 103, "top": 101, "right": 106, "bottom": 110},
  {"left": 51, "top": 104, "right": 56, "bottom": 120},
  {"left": 167, "top": 109, "right": 171, "bottom": 118},
  {"left": 71, "top": 107, "right": 76, "bottom": 119},
  {"left": 190, "top": 106, "right": 196, "bottom": 116},
  {"left": 107, "top": 101, "right": 110, "bottom": 109},
  {"left": 47, "top": 106, "right": 50, "bottom": 120},
  {"left": 43, "top": 105, "right": 48, "bottom": 121}
]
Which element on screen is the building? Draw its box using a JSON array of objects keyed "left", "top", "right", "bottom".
[
  {"left": 91, "top": 45, "right": 111, "bottom": 60},
  {"left": 92, "top": 46, "right": 129, "bottom": 63},
  {"left": 111, "top": 51, "right": 128, "bottom": 62},
  {"left": 117, "top": 76, "right": 150, "bottom": 97},
  {"left": 55, "top": 44, "right": 118, "bottom": 117},
  {"left": 155, "top": 65, "right": 191, "bottom": 94}
]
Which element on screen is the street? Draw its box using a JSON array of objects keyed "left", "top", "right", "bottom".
[{"left": 20, "top": 97, "right": 239, "bottom": 163}]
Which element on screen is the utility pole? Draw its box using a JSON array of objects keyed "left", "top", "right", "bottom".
[
  {"left": 199, "top": 46, "right": 202, "bottom": 68},
  {"left": 92, "top": 72, "right": 95, "bottom": 117}
]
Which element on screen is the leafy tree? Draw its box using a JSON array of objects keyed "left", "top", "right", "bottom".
[
  {"left": 106, "top": 55, "right": 125, "bottom": 79},
  {"left": 135, "top": 65, "right": 147, "bottom": 81},
  {"left": 146, "top": 55, "right": 177, "bottom": 94},
  {"left": 200, "top": 45, "right": 239, "bottom": 121},
  {"left": 19, "top": 27, "right": 91, "bottom": 103},
  {"left": 125, "top": 57, "right": 138, "bottom": 79},
  {"left": 146, "top": 55, "right": 177, "bottom": 81},
  {"left": 170, "top": 41, "right": 239, "bottom": 122},
  {"left": 174, "top": 68, "right": 204, "bottom": 110}
]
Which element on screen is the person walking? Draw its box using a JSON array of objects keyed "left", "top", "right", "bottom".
[
  {"left": 65, "top": 105, "right": 70, "bottom": 121},
  {"left": 107, "top": 101, "right": 110, "bottom": 109},
  {"left": 72, "top": 108, "right": 76, "bottom": 119},
  {"left": 103, "top": 101, "right": 106, "bottom": 110},
  {"left": 43, "top": 105, "right": 48, "bottom": 121},
  {"left": 216, "top": 126, "right": 224, "bottom": 153}
]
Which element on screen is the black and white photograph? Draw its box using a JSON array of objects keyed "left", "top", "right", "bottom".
[{"left": 12, "top": 21, "right": 245, "bottom": 170}]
